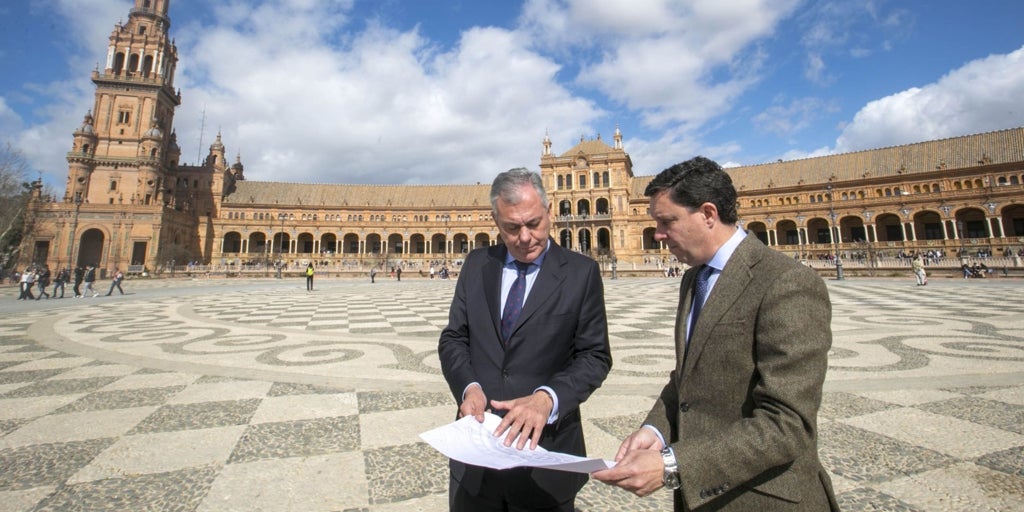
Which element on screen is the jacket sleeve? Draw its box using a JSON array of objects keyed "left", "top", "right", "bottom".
[
  {"left": 544, "top": 261, "right": 612, "bottom": 416},
  {"left": 437, "top": 251, "right": 481, "bottom": 403}
]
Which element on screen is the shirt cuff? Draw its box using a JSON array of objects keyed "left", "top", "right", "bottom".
[
  {"left": 535, "top": 386, "right": 559, "bottom": 424},
  {"left": 642, "top": 424, "right": 667, "bottom": 448},
  {"left": 461, "top": 382, "right": 481, "bottom": 402}
]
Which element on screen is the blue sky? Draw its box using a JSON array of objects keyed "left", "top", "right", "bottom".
[{"left": 2, "top": 0, "right": 1023, "bottom": 190}]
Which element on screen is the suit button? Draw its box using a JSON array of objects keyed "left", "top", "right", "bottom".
[
  {"left": 679, "top": 402, "right": 690, "bottom": 412},
  {"left": 502, "top": 371, "right": 509, "bottom": 380}
]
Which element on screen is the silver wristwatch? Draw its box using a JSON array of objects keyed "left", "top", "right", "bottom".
[{"left": 660, "top": 446, "right": 681, "bottom": 490}]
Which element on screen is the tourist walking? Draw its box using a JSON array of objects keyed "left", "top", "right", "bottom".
[
  {"left": 83, "top": 265, "right": 98, "bottom": 297},
  {"left": 52, "top": 267, "right": 69, "bottom": 298},
  {"left": 73, "top": 265, "right": 84, "bottom": 297},
  {"left": 305, "top": 263, "right": 315, "bottom": 291},
  {"left": 17, "top": 268, "right": 36, "bottom": 300},
  {"left": 106, "top": 268, "right": 125, "bottom": 296},
  {"left": 912, "top": 253, "right": 927, "bottom": 286},
  {"left": 35, "top": 265, "right": 51, "bottom": 300}
]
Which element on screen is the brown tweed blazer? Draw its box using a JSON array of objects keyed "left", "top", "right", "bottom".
[{"left": 644, "top": 234, "right": 840, "bottom": 511}]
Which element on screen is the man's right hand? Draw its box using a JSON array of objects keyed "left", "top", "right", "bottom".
[
  {"left": 459, "top": 384, "right": 488, "bottom": 422},
  {"left": 591, "top": 428, "right": 667, "bottom": 497}
]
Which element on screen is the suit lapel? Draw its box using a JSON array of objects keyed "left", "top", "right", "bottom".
[
  {"left": 483, "top": 245, "right": 507, "bottom": 343},
  {"left": 682, "top": 235, "right": 761, "bottom": 377},
  {"left": 676, "top": 270, "right": 696, "bottom": 370}
]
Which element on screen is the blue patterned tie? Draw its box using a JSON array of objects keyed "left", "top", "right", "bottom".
[
  {"left": 688, "top": 265, "right": 714, "bottom": 343},
  {"left": 501, "top": 261, "right": 530, "bottom": 344}
]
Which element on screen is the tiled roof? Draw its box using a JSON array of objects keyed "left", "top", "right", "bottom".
[
  {"left": 224, "top": 182, "right": 491, "bottom": 209},
  {"left": 632, "top": 127, "right": 1024, "bottom": 192},
  {"left": 223, "top": 127, "right": 1024, "bottom": 208},
  {"left": 559, "top": 137, "right": 618, "bottom": 157}
]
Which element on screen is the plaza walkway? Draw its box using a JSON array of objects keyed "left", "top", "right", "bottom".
[{"left": 0, "top": 275, "right": 1021, "bottom": 511}]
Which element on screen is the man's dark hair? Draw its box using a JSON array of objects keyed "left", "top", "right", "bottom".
[{"left": 644, "top": 156, "right": 738, "bottom": 224}]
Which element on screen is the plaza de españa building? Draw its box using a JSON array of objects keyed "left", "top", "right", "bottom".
[{"left": 20, "top": 0, "right": 1024, "bottom": 275}]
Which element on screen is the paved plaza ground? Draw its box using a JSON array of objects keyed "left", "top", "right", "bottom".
[{"left": 0, "top": 274, "right": 1022, "bottom": 511}]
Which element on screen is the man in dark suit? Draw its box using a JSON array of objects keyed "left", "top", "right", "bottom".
[
  {"left": 438, "top": 167, "right": 612, "bottom": 511},
  {"left": 593, "top": 157, "right": 838, "bottom": 511}
]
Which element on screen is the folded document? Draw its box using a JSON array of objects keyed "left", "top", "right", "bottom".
[{"left": 420, "top": 412, "right": 614, "bottom": 474}]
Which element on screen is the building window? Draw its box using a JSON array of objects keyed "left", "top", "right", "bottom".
[{"left": 117, "top": 110, "right": 131, "bottom": 124}]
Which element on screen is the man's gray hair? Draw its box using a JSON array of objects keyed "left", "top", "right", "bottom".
[{"left": 490, "top": 167, "right": 549, "bottom": 212}]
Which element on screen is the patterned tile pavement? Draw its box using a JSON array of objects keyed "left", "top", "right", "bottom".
[{"left": 0, "top": 275, "right": 1022, "bottom": 511}]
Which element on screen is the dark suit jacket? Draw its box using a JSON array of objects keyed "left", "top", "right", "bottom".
[
  {"left": 438, "top": 240, "right": 612, "bottom": 508},
  {"left": 644, "top": 234, "right": 839, "bottom": 511}
]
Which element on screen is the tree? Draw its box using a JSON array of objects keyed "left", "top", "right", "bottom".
[
  {"left": 851, "top": 240, "right": 879, "bottom": 277},
  {"left": 0, "top": 143, "right": 32, "bottom": 270}
]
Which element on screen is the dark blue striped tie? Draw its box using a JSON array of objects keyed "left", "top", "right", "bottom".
[{"left": 501, "top": 261, "right": 530, "bottom": 344}]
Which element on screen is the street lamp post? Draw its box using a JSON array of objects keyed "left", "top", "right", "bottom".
[
  {"left": 441, "top": 214, "right": 450, "bottom": 266},
  {"left": 277, "top": 213, "right": 287, "bottom": 278},
  {"left": 956, "top": 219, "right": 965, "bottom": 261},
  {"left": 796, "top": 214, "right": 806, "bottom": 261},
  {"left": 66, "top": 193, "right": 83, "bottom": 268},
  {"left": 825, "top": 184, "right": 844, "bottom": 280},
  {"left": 269, "top": 216, "right": 276, "bottom": 278}
]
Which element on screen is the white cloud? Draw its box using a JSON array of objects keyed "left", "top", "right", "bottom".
[
  {"left": 796, "top": 1, "right": 913, "bottom": 87},
  {"left": 521, "top": 0, "right": 798, "bottom": 130},
  {"left": 0, "top": 97, "right": 22, "bottom": 136},
  {"left": 835, "top": 46, "right": 1024, "bottom": 152},
  {"left": 168, "top": 2, "right": 601, "bottom": 184},
  {"left": 753, "top": 96, "right": 840, "bottom": 138}
]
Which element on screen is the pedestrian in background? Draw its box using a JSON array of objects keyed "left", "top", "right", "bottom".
[
  {"left": 83, "top": 265, "right": 98, "bottom": 297},
  {"left": 912, "top": 253, "right": 927, "bottom": 286},
  {"left": 52, "top": 267, "right": 69, "bottom": 298},
  {"left": 106, "top": 268, "right": 125, "bottom": 296},
  {"left": 73, "top": 265, "right": 85, "bottom": 297},
  {"left": 35, "top": 265, "right": 51, "bottom": 300},
  {"left": 17, "top": 268, "right": 36, "bottom": 300},
  {"left": 305, "top": 263, "right": 315, "bottom": 291}
]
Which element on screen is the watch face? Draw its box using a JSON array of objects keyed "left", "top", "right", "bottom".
[{"left": 665, "top": 473, "right": 681, "bottom": 490}]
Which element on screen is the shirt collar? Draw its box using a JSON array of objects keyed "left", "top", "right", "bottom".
[
  {"left": 505, "top": 239, "right": 550, "bottom": 269},
  {"left": 706, "top": 227, "right": 746, "bottom": 272}
]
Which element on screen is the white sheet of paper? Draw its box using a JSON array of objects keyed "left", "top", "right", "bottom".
[{"left": 419, "top": 412, "right": 614, "bottom": 474}]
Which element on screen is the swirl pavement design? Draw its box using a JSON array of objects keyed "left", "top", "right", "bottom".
[{"left": 0, "top": 276, "right": 1022, "bottom": 511}]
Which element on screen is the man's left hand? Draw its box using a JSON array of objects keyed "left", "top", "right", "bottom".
[{"left": 489, "top": 391, "right": 553, "bottom": 450}]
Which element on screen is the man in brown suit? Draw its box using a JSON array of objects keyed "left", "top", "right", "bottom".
[{"left": 593, "top": 156, "right": 839, "bottom": 511}]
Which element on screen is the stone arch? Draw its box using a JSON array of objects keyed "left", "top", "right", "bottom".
[
  {"left": 78, "top": 228, "right": 105, "bottom": 267},
  {"left": 387, "top": 233, "right": 404, "bottom": 254},
  {"left": 642, "top": 227, "right": 658, "bottom": 250},
  {"left": 576, "top": 199, "right": 590, "bottom": 216},
  {"left": 222, "top": 232, "right": 242, "bottom": 253}
]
